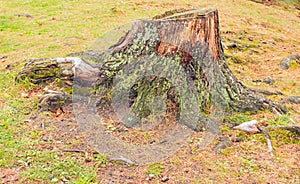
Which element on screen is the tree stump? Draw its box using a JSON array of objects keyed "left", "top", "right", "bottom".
[{"left": 16, "top": 8, "right": 285, "bottom": 130}]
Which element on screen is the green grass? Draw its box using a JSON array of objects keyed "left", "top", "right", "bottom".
[
  {"left": 268, "top": 115, "right": 291, "bottom": 126},
  {"left": 23, "top": 155, "right": 96, "bottom": 183},
  {"left": 224, "top": 113, "right": 252, "bottom": 124},
  {"left": 146, "top": 163, "right": 164, "bottom": 176},
  {"left": 0, "top": 71, "right": 98, "bottom": 183}
]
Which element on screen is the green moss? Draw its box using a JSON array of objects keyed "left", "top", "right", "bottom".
[
  {"left": 220, "top": 125, "right": 231, "bottom": 134},
  {"left": 146, "top": 163, "right": 164, "bottom": 176},
  {"left": 226, "top": 55, "right": 244, "bottom": 64},
  {"left": 61, "top": 87, "right": 73, "bottom": 94},
  {"left": 289, "top": 61, "right": 300, "bottom": 70},
  {"left": 94, "top": 154, "right": 108, "bottom": 167},
  {"left": 218, "top": 147, "right": 236, "bottom": 156},
  {"left": 224, "top": 113, "right": 251, "bottom": 124},
  {"left": 270, "top": 129, "right": 299, "bottom": 145},
  {"left": 241, "top": 158, "right": 259, "bottom": 173}
]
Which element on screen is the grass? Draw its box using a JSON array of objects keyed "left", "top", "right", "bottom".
[
  {"left": 23, "top": 155, "right": 96, "bottom": 183},
  {"left": 0, "top": 71, "right": 97, "bottom": 183},
  {"left": 0, "top": 0, "right": 299, "bottom": 183},
  {"left": 146, "top": 163, "right": 164, "bottom": 177}
]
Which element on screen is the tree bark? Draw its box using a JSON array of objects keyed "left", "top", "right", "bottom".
[{"left": 16, "top": 8, "right": 285, "bottom": 130}]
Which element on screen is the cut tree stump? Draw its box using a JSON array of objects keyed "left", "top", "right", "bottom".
[{"left": 16, "top": 8, "right": 286, "bottom": 131}]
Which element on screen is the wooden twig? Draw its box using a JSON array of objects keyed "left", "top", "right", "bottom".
[
  {"left": 109, "top": 156, "right": 139, "bottom": 166},
  {"left": 259, "top": 128, "right": 274, "bottom": 156},
  {"left": 30, "top": 107, "right": 46, "bottom": 119},
  {"left": 271, "top": 107, "right": 297, "bottom": 125},
  {"left": 62, "top": 149, "right": 139, "bottom": 165},
  {"left": 62, "top": 149, "right": 99, "bottom": 154}
]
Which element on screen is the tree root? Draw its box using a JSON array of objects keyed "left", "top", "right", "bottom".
[
  {"left": 249, "top": 88, "right": 283, "bottom": 96},
  {"left": 267, "top": 126, "right": 300, "bottom": 135},
  {"left": 280, "top": 96, "right": 300, "bottom": 105},
  {"left": 30, "top": 89, "right": 71, "bottom": 119}
]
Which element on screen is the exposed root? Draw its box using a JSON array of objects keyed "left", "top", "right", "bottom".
[
  {"left": 280, "top": 96, "right": 300, "bottom": 105},
  {"left": 30, "top": 90, "right": 71, "bottom": 119},
  {"left": 249, "top": 88, "right": 283, "bottom": 96},
  {"left": 267, "top": 126, "right": 300, "bottom": 135}
]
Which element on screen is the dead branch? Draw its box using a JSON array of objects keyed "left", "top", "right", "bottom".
[
  {"left": 62, "top": 149, "right": 99, "bottom": 154},
  {"left": 259, "top": 128, "right": 274, "bottom": 156},
  {"left": 109, "top": 156, "right": 139, "bottom": 166}
]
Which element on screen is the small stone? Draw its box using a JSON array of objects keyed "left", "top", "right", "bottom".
[
  {"left": 252, "top": 79, "right": 262, "bottom": 83},
  {"left": 263, "top": 77, "right": 275, "bottom": 85},
  {"left": 149, "top": 173, "right": 155, "bottom": 179},
  {"left": 268, "top": 40, "right": 276, "bottom": 45},
  {"left": 49, "top": 174, "right": 54, "bottom": 180},
  {"left": 279, "top": 54, "right": 300, "bottom": 70},
  {"left": 213, "top": 136, "right": 233, "bottom": 152},
  {"left": 161, "top": 176, "right": 170, "bottom": 182},
  {"left": 232, "top": 137, "right": 244, "bottom": 142},
  {"left": 85, "top": 158, "right": 92, "bottom": 162},
  {"left": 261, "top": 122, "right": 268, "bottom": 127},
  {"left": 51, "top": 178, "right": 59, "bottom": 183}
]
